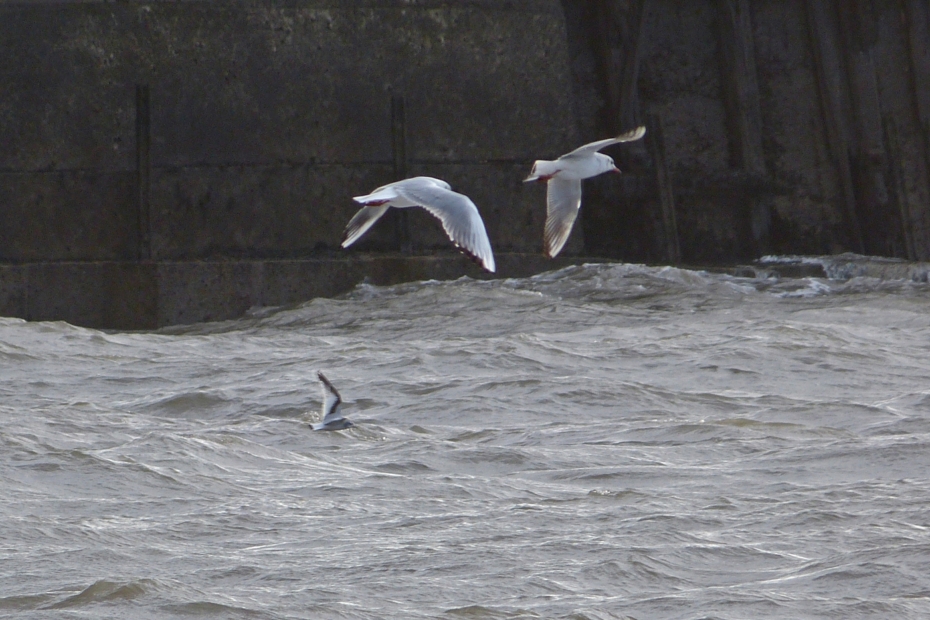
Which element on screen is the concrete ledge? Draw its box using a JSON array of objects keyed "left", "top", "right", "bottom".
[
  {"left": 0, "top": 253, "right": 585, "bottom": 329},
  {"left": 28, "top": 262, "right": 159, "bottom": 329}
]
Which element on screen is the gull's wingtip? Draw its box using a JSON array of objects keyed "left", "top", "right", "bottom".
[
  {"left": 618, "top": 125, "right": 646, "bottom": 142},
  {"left": 340, "top": 228, "right": 356, "bottom": 248}
]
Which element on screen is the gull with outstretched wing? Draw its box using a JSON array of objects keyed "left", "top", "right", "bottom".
[
  {"left": 342, "top": 177, "right": 496, "bottom": 273},
  {"left": 524, "top": 126, "right": 646, "bottom": 258}
]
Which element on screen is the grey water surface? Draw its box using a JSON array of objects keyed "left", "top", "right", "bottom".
[{"left": 3, "top": 259, "right": 930, "bottom": 619}]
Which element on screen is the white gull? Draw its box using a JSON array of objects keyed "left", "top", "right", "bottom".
[
  {"left": 523, "top": 126, "right": 646, "bottom": 258},
  {"left": 341, "top": 176, "right": 496, "bottom": 272}
]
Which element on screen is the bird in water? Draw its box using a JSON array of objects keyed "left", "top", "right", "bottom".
[
  {"left": 341, "top": 176, "right": 496, "bottom": 273},
  {"left": 523, "top": 126, "right": 646, "bottom": 258},
  {"left": 312, "top": 371, "right": 354, "bottom": 431}
]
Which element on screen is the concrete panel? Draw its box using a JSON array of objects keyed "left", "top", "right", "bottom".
[
  {"left": 581, "top": 174, "right": 667, "bottom": 263},
  {"left": 873, "top": 3, "right": 930, "bottom": 259},
  {"left": 156, "top": 261, "right": 255, "bottom": 325},
  {"left": 399, "top": 6, "right": 578, "bottom": 161},
  {"left": 257, "top": 260, "right": 362, "bottom": 308},
  {"left": 0, "top": 6, "right": 137, "bottom": 172},
  {"left": 752, "top": 1, "right": 834, "bottom": 193},
  {"left": 145, "top": 5, "right": 393, "bottom": 167},
  {"left": 0, "top": 171, "right": 138, "bottom": 261},
  {"left": 639, "top": 2, "right": 730, "bottom": 174},
  {"left": 149, "top": 164, "right": 394, "bottom": 259},
  {"left": 727, "top": 1, "right": 840, "bottom": 255},
  {"left": 26, "top": 262, "right": 157, "bottom": 330},
  {"left": 146, "top": 2, "right": 575, "bottom": 166},
  {"left": 0, "top": 265, "right": 27, "bottom": 320},
  {"left": 352, "top": 254, "right": 490, "bottom": 286},
  {"left": 636, "top": 1, "right": 735, "bottom": 262},
  {"left": 673, "top": 185, "right": 756, "bottom": 263},
  {"left": 0, "top": 1, "right": 571, "bottom": 169}
]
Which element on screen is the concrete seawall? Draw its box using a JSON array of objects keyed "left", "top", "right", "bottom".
[
  {"left": 1, "top": 0, "right": 582, "bottom": 328},
  {"left": 565, "top": 0, "right": 930, "bottom": 264},
  {"left": 3, "top": 0, "right": 930, "bottom": 328},
  {"left": 1, "top": 0, "right": 577, "bottom": 262}
]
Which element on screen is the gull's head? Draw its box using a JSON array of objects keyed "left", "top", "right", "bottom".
[
  {"left": 603, "top": 155, "right": 621, "bottom": 175},
  {"left": 523, "top": 160, "right": 559, "bottom": 183}
]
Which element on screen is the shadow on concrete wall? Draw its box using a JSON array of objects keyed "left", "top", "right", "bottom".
[{"left": 564, "top": 0, "right": 930, "bottom": 264}]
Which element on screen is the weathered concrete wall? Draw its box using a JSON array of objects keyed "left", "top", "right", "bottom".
[
  {"left": 4, "top": 0, "right": 930, "bottom": 328},
  {"left": 566, "top": 0, "right": 930, "bottom": 264},
  {"left": 0, "top": 0, "right": 578, "bottom": 264}
]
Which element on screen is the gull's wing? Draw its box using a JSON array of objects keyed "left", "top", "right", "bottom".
[
  {"left": 560, "top": 125, "right": 646, "bottom": 159},
  {"left": 396, "top": 180, "right": 496, "bottom": 272},
  {"left": 342, "top": 183, "right": 403, "bottom": 248},
  {"left": 317, "top": 371, "right": 343, "bottom": 423},
  {"left": 342, "top": 205, "right": 390, "bottom": 248},
  {"left": 544, "top": 178, "right": 582, "bottom": 258}
]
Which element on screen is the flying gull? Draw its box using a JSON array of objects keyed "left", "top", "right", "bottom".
[
  {"left": 341, "top": 176, "right": 496, "bottom": 272},
  {"left": 312, "top": 371, "right": 354, "bottom": 431},
  {"left": 523, "top": 126, "right": 646, "bottom": 258}
]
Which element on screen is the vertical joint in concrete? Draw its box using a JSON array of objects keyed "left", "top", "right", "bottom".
[
  {"left": 904, "top": 0, "right": 930, "bottom": 197},
  {"left": 136, "top": 83, "right": 152, "bottom": 262},
  {"left": 618, "top": 0, "right": 648, "bottom": 132},
  {"left": 715, "top": 0, "right": 766, "bottom": 175},
  {"left": 646, "top": 112, "right": 680, "bottom": 265},
  {"left": 882, "top": 116, "right": 917, "bottom": 260},
  {"left": 838, "top": 0, "right": 907, "bottom": 257},
  {"left": 592, "top": 0, "right": 647, "bottom": 134},
  {"left": 805, "top": 0, "right": 865, "bottom": 254}
]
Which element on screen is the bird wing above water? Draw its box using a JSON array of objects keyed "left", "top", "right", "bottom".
[
  {"left": 560, "top": 125, "right": 646, "bottom": 160},
  {"left": 342, "top": 183, "right": 404, "bottom": 248},
  {"left": 317, "top": 371, "right": 343, "bottom": 424},
  {"left": 395, "top": 178, "right": 496, "bottom": 273},
  {"left": 544, "top": 178, "right": 582, "bottom": 258},
  {"left": 341, "top": 205, "right": 391, "bottom": 248}
]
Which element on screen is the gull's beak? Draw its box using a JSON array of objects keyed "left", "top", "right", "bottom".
[
  {"left": 610, "top": 166, "right": 622, "bottom": 174},
  {"left": 523, "top": 174, "right": 539, "bottom": 183}
]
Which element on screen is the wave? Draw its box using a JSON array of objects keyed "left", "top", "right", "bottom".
[{"left": 758, "top": 252, "right": 930, "bottom": 282}]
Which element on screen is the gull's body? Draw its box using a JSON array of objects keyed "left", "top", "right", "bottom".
[
  {"left": 312, "top": 371, "right": 353, "bottom": 431},
  {"left": 341, "top": 177, "right": 496, "bottom": 273},
  {"left": 524, "top": 126, "right": 646, "bottom": 258}
]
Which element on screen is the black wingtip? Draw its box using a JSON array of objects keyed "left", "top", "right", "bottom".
[
  {"left": 317, "top": 371, "right": 342, "bottom": 401},
  {"left": 453, "top": 243, "right": 494, "bottom": 273}
]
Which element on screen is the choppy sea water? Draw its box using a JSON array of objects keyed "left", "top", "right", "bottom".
[{"left": 3, "top": 258, "right": 930, "bottom": 619}]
